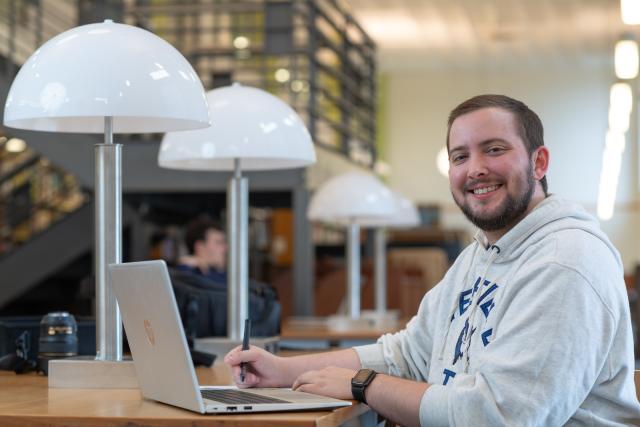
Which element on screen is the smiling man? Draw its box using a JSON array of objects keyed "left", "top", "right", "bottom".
[
  {"left": 225, "top": 95, "right": 640, "bottom": 426},
  {"left": 447, "top": 98, "right": 548, "bottom": 243}
]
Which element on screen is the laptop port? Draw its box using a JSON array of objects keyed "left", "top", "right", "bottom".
[
  {"left": 227, "top": 406, "right": 237, "bottom": 411},
  {"left": 243, "top": 406, "right": 253, "bottom": 410}
]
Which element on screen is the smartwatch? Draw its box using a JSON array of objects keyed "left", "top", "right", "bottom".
[{"left": 351, "top": 368, "right": 377, "bottom": 404}]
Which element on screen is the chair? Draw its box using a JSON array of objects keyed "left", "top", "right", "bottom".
[{"left": 388, "top": 248, "right": 449, "bottom": 318}]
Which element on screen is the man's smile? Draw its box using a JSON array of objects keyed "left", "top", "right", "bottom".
[{"left": 464, "top": 183, "right": 503, "bottom": 198}]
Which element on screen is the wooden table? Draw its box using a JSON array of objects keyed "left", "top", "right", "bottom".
[{"left": 0, "top": 362, "right": 376, "bottom": 427}]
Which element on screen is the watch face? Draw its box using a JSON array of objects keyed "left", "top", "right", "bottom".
[{"left": 353, "top": 369, "right": 374, "bottom": 384}]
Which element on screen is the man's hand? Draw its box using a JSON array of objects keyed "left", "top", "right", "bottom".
[
  {"left": 292, "top": 367, "right": 357, "bottom": 400},
  {"left": 224, "top": 345, "right": 290, "bottom": 388}
]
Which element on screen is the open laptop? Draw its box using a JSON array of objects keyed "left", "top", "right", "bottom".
[{"left": 109, "top": 260, "right": 351, "bottom": 414}]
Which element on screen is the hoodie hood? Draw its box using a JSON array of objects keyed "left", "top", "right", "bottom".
[
  {"left": 473, "top": 194, "right": 621, "bottom": 268},
  {"left": 445, "top": 194, "right": 621, "bottom": 372}
]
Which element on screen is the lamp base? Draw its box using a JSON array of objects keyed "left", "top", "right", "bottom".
[
  {"left": 327, "top": 315, "right": 372, "bottom": 331},
  {"left": 361, "top": 309, "right": 401, "bottom": 329},
  {"left": 328, "top": 311, "right": 401, "bottom": 331},
  {"left": 194, "top": 336, "right": 280, "bottom": 357},
  {"left": 48, "top": 356, "right": 138, "bottom": 389}
]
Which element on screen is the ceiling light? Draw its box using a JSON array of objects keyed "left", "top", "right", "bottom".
[
  {"left": 436, "top": 146, "right": 449, "bottom": 177},
  {"left": 291, "top": 79, "right": 304, "bottom": 92},
  {"left": 605, "top": 129, "right": 626, "bottom": 153},
  {"left": 5, "top": 137, "right": 26, "bottom": 152},
  {"left": 621, "top": 0, "right": 640, "bottom": 25},
  {"left": 615, "top": 39, "right": 639, "bottom": 79},
  {"left": 597, "top": 146, "right": 623, "bottom": 220},
  {"left": 358, "top": 13, "right": 422, "bottom": 48},
  {"left": 608, "top": 106, "right": 630, "bottom": 133},
  {"left": 233, "top": 36, "right": 250, "bottom": 50},
  {"left": 374, "top": 159, "right": 391, "bottom": 177},
  {"left": 597, "top": 130, "right": 626, "bottom": 221},
  {"left": 274, "top": 68, "right": 290, "bottom": 83},
  {"left": 610, "top": 82, "right": 633, "bottom": 114}
]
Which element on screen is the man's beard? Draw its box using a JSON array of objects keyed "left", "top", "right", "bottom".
[{"left": 454, "top": 164, "right": 535, "bottom": 232}]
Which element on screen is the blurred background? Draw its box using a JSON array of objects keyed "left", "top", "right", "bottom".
[{"left": 0, "top": 0, "right": 637, "bottom": 358}]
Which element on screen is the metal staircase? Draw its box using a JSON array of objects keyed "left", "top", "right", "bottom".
[{"left": 0, "top": 202, "right": 93, "bottom": 308}]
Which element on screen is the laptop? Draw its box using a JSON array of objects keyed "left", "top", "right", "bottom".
[{"left": 109, "top": 260, "right": 352, "bottom": 414}]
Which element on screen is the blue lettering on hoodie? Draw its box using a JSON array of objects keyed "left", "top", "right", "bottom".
[
  {"left": 478, "top": 283, "right": 498, "bottom": 318},
  {"left": 453, "top": 318, "right": 469, "bottom": 364},
  {"left": 450, "top": 276, "right": 500, "bottom": 365},
  {"left": 480, "top": 299, "right": 496, "bottom": 318},
  {"left": 443, "top": 369, "right": 456, "bottom": 385},
  {"left": 454, "top": 278, "right": 498, "bottom": 321},
  {"left": 459, "top": 289, "right": 472, "bottom": 315},
  {"left": 481, "top": 329, "right": 493, "bottom": 346}
]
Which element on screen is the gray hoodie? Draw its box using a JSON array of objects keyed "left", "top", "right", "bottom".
[{"left": 355, "top": 195, "right": 640, "bottom": 426}]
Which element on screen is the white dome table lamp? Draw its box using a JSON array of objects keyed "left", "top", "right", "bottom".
[
  {"left": 308, "top": 172, "right": 396, "bottom": 323},
  {"left": 355, "top": 191, "right": 419, "bottom": 327},
  {"left": 159, "top": 84, "right": 316, "bottom": 347},
  {"left": 3, "top": 20, "right": 209, "bottom": 386}
]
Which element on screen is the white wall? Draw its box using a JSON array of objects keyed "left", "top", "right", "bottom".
[{"left": 383, "top": 65, "right": 640, "bottom": 273}]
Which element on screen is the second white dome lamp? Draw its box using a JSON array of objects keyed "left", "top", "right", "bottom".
[{"left": 160, "top": 83, "right": 316, "bottom": 341}]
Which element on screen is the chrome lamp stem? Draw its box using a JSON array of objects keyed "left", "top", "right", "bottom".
[
  {"left": 346, "top": 221, "right": 361, "bottom": 319},
  {"left": 227, "top": 158, "right": 249, "bottom": 340},
  {"left": 95, "top": 116, "right": 123, "bottom": 361}
]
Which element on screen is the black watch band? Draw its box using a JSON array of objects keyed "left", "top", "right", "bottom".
[{"left": 351, "top": 368, "right": 377, "bottom": 404}]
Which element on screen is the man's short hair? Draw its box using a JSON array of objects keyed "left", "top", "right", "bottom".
[
  {"left": 446, "top": 94, "right": 548, "bottom": 194},
  {"left": 184, "top": 216, "right": 224, "bottom": 255}
]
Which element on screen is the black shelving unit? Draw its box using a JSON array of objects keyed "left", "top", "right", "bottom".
[{"left": 121, "top": 0, "right": 377, "bottom": 169}]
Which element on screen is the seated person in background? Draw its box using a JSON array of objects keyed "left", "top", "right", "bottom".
[
  {"left": 225, "top": 94, "right": 640, "bottom": 426},
  {"left": 177, "top": 216, "right": 227, "bottom": 284},
  {"left": 172, "top": 215, "right": 281, "bottom": 337}
]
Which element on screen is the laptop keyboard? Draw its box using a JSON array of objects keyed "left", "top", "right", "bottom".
[{"left": 201, "top": 389, "right": 291, "bottom": 405}]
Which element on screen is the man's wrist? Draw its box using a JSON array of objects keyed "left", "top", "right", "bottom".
[{"left": 351, "top": 368, "right": 377, "bottom": 404}]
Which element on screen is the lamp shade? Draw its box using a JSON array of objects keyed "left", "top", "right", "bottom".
[
  {"left": 158, "top": 84, "right": 316, "bottom": 171},
  {"left": 3, "top": 20, "right": 210, "bottom": 133},
  {"left": 355, "top": 190, "right": 419, "bottom": 228},
  {"left": 308, "top": 172, "right": 396, "bottom": 222}
]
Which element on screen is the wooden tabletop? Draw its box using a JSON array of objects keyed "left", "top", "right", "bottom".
[{"left": 0, "top": 363, "right": 374, "bottom": 427}]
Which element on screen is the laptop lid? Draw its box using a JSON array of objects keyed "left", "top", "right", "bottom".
[
  {"left": 110, "top": 260, "right": 207, "bottom": 413},
  {"left": 109, "top": 260, "right": 351, "bottom": 414}
]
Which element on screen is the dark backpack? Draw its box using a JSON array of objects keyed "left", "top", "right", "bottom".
[{"left": 169, "top": 268, "right": 280, "bottom": 338}]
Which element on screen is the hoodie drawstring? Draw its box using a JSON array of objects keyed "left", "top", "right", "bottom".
[
  {"left": 462, "top": 244, "right": 500, "bottom": 372},
  {"left": 438, "top": 248, "right": 478, "bottom": 361}
]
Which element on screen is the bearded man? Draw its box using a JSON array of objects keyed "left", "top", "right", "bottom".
[{"left": 224, "top": 95, "right": 640, "bottom": 426}]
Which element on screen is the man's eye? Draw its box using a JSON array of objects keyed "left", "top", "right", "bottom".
[
  {"left": 487, "top": 146, "right": 505, "bottom": 154},
  {"left": 451, "top": 154, "right": 467, "bottom": 163}
]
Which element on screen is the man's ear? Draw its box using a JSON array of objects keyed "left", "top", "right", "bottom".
[{"left": 532, "top": 146, "right": 549, "bottom": 181}]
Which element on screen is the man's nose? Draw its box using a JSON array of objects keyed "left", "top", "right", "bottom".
[{"left": 467, "top": 154, "right": 488, "bottom": 179}]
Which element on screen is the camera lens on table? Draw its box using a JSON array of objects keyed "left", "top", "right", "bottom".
[{"left": 37, "top": 312, "right": 78, "bottom": 375}]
